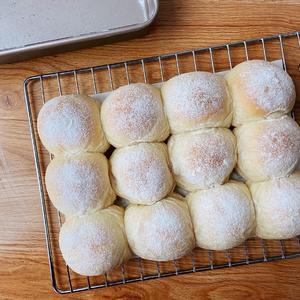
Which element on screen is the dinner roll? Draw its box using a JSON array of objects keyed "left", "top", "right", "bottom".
[
  {"left": 235, "top": 116, "right": 300, "bottom": 182},
  {"left": 226, "top": 60, "right": 296, "bottom": 126},
  {"left": 37, "top": 94, "right": 109, "bottom": 156},
  {"left": 101, "top": 83, "right": 169, "bottom": 147},
  {"left": 110, "top": 143, "right": 174, "bottom": 205},
  {"left": 187, "top": 182, "right": 255, "bottom": 250},
  {"left": 45, "top": 153, "right": 115, "bottom": 216},
  {"left": 168, "top": 128, "right": 236, "bottom": 191},
  {"left": 249, "top": 172, "right": 300, "bottom": 239},
  {"left": 161, "top": 71, "right": 232, "bottom": 134},
  {"left": 59, "top": 206, "right": 131, "bottom": 276},
  {"left": 124, "top": 195, "right": 195, "bottom": 261}
]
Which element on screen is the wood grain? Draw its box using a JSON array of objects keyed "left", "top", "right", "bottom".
[{"left": 1, "top": 1, "right": 300, "bottom": 299}]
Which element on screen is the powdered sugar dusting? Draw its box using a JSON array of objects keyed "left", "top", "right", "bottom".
[
  {"left": 162, "top": 72, "right": 228, "bottom": 120},
  {"left": 59, "top": 206, "right": 130, "bottom": 276},
  {"left": 250, "top": 173, "right": 300, "bottom": 239},
  {"left": 38, "top": 94, "right": 106, "bottom": 155},
  {"left": 257, "top": 117, "right": 300, "bottom": 177},
  {"left": 111, "top": 143, "right": 174, "bottom": 205},
  {"left": 239, "top": 60, "right": 295, "bottom": 112},
  {"left": 187, "top": 182, "right": 255, "bottom": 250},
  {"left": 102, "top": 83, "right": 167, "bottom": 144},
  {"left": 46, "top": 153, "right": 115, "bottom": 216},
  {"left": 169, "top": 129, "right": 236, "bottom": 190},
  {"left": 125, "top": 196, "right": 195, "bottom": 261}
]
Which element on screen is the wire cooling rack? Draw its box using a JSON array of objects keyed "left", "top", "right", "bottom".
[{"left": 24, "top": 31, "right": 300, "bottom": 294}]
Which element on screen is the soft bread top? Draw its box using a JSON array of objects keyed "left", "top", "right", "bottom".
[
  {"left": 37, "top": 94, "right": 109, "bottom": 156},
  {"left": 101, "top": 83, "right": 170, "bottom": 147},
  {"left": 168, "top": 128, "right": 236, "bottom": 191},
  {"left": 161, "top": 71, "right": 232, "bottom": 134},
  {"left": 249, "top": 172, "right": 300, "bottom": 239},
  {"left": 59, "top": 206, "right": 131, "bottom": 276},
  {"left": 110, "top": 143, "right": 174, "bottom": 205},
  {"left": 124, "top": 194, "right": 195, "bottom": 261},
  {"left": 187, "top": 181, "right": 255, "bottom": 250},
  {"left": 234, "top": 116, "right": 300, "bottom": 182},
  {"left": 46, "top": 153, "right": 116, "bottom": 216},
  {"left": 226, "top": 60, "right": 296, "bottom": 126}
]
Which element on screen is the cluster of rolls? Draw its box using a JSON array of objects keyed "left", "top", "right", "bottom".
[
  {"left": 38, "top": 95, "right": 131, "bottom": 276},
  {"left": 163, "top": 70, "right": 254, "bottom": 251},
  {"left": 37, "top": 59, "right": 300, "bottom": 277},
  {"left": 102, "top": 83, "right": 195, "bottom": 262},
  {"left": 227, "top": 60, "right": 300, "bottom": 240}
]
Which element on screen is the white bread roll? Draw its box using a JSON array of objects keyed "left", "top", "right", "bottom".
[
  {"left": 101, "top": 83, "right": 170, "bottom": 147},
  {"left": 45, "top": 153, "right": 115, "bottom": 216},
  {"left": 110, "top": 143, "right": 174, "bottom": 205},
  {"left": 187, "top": 181, "right": 255, "bottom": 250},
  {"left": 59, "top": 206, "right": 131, "bottom": 276},
  {"left": 234, "top": 116, "right": 300, "bottom": 182},
  {"left": 168, "top": 128, "right": 236, "bottom": 191},
  {"left": 124, "top": 195, "right": 195, "bottom": 261},
  {"left": 161, "top": 71, "right": 232, "bottom": 134},
  {"left": 226, "top": 60, "right": 296, "bottom": 126},
  {"left": 37, "top": 94, "right": 109, "bottom": 156},
  {"left": 249, "top": 172, "right": 300, "bottom": 239}
]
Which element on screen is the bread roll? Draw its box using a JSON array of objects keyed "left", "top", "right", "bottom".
[
  {"left": 187, "top": 182, "right": 255, "bottom": 250},
  {"left": 110, "top": 143, "right": 174, "bottom": 205},
  {"left": 101, "top": 83, "right": 169, "bottom": 147},
  {"left": 168, "top": 128, "right": 236, "bottom": 191},
  {"left": 226, "top": 60, "right": 296, "bottom": 126},
  {"left": 235, "top": 116, "right": 300, "bottom": 182},
  {"left": 37, "top": 94, "right": 109, "bottom": 156},
  {"left": 249, "top": 172, "right": 300, "bottom": 239},
  {"left": 46, "top": 153, "right": 115, "bottom": 216},
  {"left": 59, "top": 206, "right": 131, "bottom": 276},
  {"left": 124, "top": 195, "right": 195, "bottom": 261},
  {"left": 161, "top": 71, "right": 232, "bottom": 134}
]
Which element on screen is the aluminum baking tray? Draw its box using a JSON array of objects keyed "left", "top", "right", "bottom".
[
  {"left": 0, "top": 0, "right": 158, "bottom": 63},
  {"left": 24, "top": 31, "right": 300, "bottom": 294}
]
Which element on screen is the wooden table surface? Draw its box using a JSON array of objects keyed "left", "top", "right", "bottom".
[{"left": 1, "top": 1, "right": 300, "bottom": 299}]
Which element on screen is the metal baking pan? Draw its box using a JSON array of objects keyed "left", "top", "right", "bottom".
[{"left": 0, "top": 0, "right": 159, "bottom": 64}]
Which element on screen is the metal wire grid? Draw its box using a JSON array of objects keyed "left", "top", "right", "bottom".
[{"left": 24, "top": 31, "right": 300, "bottom": 294}]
